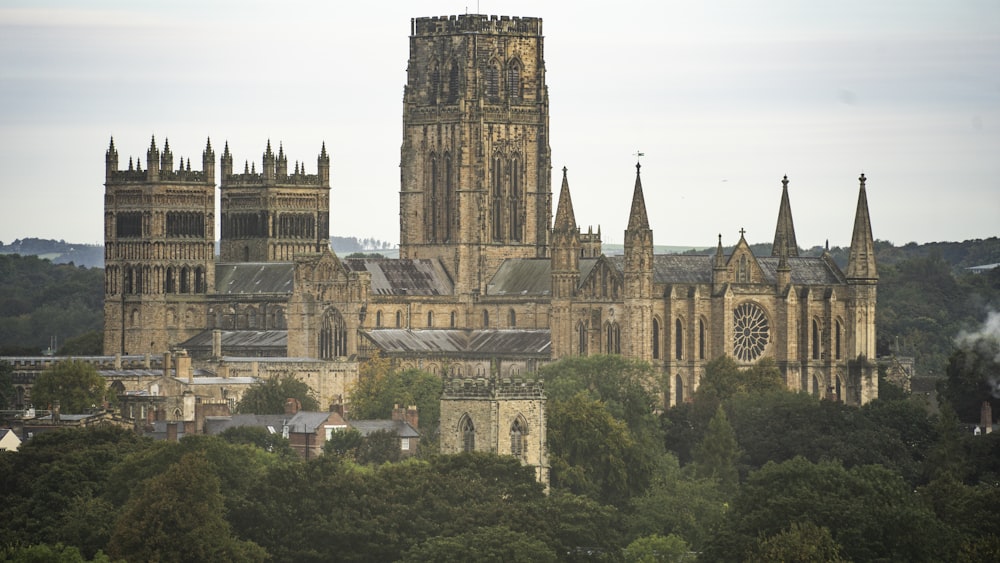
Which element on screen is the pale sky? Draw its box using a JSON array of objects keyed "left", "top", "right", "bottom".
[{"left": 1, "top": 0, "right": 997, "bottom": 249}]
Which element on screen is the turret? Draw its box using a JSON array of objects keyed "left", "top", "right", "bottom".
[
  {"left": 105, "top": 137, "right": 118, "bottom": 183},
  {"left": 624, "top": 162, "right": 653, "bottom": 297},
  {"left": 160, "top": 138, "right": 174, "bottom": 172},
  {"left": 202, "top": 138, "right": 215, "bottom": 185},
  {"left": 276, "top": 143, "right": 288, "bottom": 178},
  {"left": 146, "top": 135, "right": 160, "bottom": 182},
  {"left": 318, "top": 142, "right": 330, "bottom": 187},
  {"left": 772, "top": 175, "right": 799, "bottom": 258},
  {"left": 551, "top": 166, "right": 580, "bottom": 298},
  {"left": 220, "top": 142, "right": 233, "bottom": 186},
  {"left": 846, "top": 173, "right": 878, "bottom": 281},
  {"left": 262, "top": 140, "right": 276, "bottom": 183}
]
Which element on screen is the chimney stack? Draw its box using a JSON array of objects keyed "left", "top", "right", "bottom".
[{"left": 285, "top": 397, "right": 301, "bottom": 415}]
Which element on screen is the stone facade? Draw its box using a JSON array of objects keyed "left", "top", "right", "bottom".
[{"left": 440, "top": 376, "right": 548, "bottom": 486}]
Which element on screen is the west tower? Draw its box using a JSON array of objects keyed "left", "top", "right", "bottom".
[
  {"left": 219, "top": 141, "right": 331, "bottom": 262},
  {"left": 399, "top": 15, "right": 552, "bottom": 296},
  {"left": 103, "top": 137, "right": 216, "bottom": 355}
]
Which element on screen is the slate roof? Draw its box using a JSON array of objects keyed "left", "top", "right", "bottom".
[
  {"left": 363, "top": 329, "right": 551, "bottom": 358},
  {"left": 605, "top": 254, "right": 844, "bottom": 286},
  {"left": 487, "top": 258, "right": 602, "bottom": 296},
  {"left": 205, "top": 411, "right": 346, "bottom": 435},
  {"left": 215, "top": 262, "right": 295, "bottom": 295},
  {"left": 349, "top": 419, "right": 420, "bottom": 438},
  {"left": 180, "top": 330, "right": 288, "bottom": 350},
  {"left": 344, "top": 258, "right": 453, "bottom": 295}
]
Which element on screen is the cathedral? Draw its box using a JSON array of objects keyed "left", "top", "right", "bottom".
[{"left": 102, "top": 12, "right": 879, "bottom": 428}]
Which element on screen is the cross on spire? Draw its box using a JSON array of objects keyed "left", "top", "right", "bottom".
[{"left": 739, "top": 228, "right": 746, "bottom": 238}]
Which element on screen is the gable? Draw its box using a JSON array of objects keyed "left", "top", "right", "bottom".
[{"left": 578, "top": 256, "right": 623, "bottom": 299}]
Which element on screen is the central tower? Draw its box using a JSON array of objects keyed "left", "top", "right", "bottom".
[{"left": 399, "top": 15, "right": 552, "bottom": 296}]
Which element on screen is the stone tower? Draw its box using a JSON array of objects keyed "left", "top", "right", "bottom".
[
  {"left": 103, "top": 137, "right": 216, "bottom": 355},
  {"left": 623, "top": 163, "right": 654, "bottom": 360},
  {"left": 440, "top": 375, "right": 549, "bottom": 487},
  {"left": 550, "top": 167, "right": 581, "bottom": 359},
  {"left": 846, "top": 173, "right": 879, "bottom": 403},
  {"left": 399, "top": 15, "right": 553, "bottom": 296},
  {"left": 219, "top": 141, "right": 331, "bottom": 262}
]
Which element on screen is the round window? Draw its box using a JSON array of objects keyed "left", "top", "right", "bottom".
[{"left": 733, "top": 302, "right": 770, "bottom": 362}]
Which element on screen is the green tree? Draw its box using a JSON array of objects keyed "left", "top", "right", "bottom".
[
  {"left": 235, "top": 374, "right": 319, "bottom": 414},
  {"left": 58, "top": 330, "right": 103, "bottom": 355},
  {"left": 219, "top": 425, "right": 296, "bottom": 458},
  {"left": 108, "top": 452, "right": 267, "bottom": 562},
  {"left": 0, "top": 360, "right": 14, "bottom": 408},
  {"left": 323, "top": 427, "right": 364, "bottom": 458},
  {"left": 691, "top": 404, "right": 739, "bottom": 490},
  {"left": 0, "top": 543, "right": 113, "bottom": 563},
  {"left": 695, "top": 356, "right": 784, "bottom": 404},
  {"left": 623, "top": 533, "right": 689, "bottom": 563},
  {"left": 400, "top": 525, "right": 557, "bottom": 563},
  {"left": 355, "top": 428, "right": 401, "bottom": 465},
  {"left": 939, "top": 330, "right": 1000, "bottom": 423},
  {"left": 30, "top": 359, "right": 106, "bottom": 413},
  {"left": 747, "top": 522, "right": 848, "bottom": 563},
  {"left": 350, "top": 359, "right": 442, "bottom": 432}
]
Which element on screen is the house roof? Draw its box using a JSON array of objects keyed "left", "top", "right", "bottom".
[
  {"left": 362, "top": 329, "right": 551, "bottom": 358},
  {"left": 215, "top": 262, "right": 295, "bottom": 295},
  {"left": 344, "top": 258, "right": 453, "bottom": 295},
  {"left": 205, "top": 411, "right": 346, "bottom": 435},
  {"left": 349, "top": 419, "right": 420, "bottom": 438}
]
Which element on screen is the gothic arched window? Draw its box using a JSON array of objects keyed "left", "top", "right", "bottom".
[
  {"left": 507, "top": 59, "right": 522, "bottom": 100},
  {"left": 605, "top": 322, "right": 621, "bottom": 354},
  {"left": 375, "top": 310, "right": 382, "bottom": 328},
  {"left": 427, "top": 311, "right": 434, "bottom": 327},
  {"left": 509, "top": 156, "right": 522, "bottom": 241},
  {"left": 675, "top": 374, "right": 684, "bottom": 405},
  {"left": 509, "top": 309, "right": 517, "bottom": 328},
  {"left": 483, "top": 310, "right": 490, "bottom": 328},
  {"left": 812, "top": 319, "right": 820, "bottom": 360},
  {"left": 835, "top": 319, "right": 843, "bottom": 360},
  {"left": 510, "top": 416, "right": 526, "bottom": 458},
  {"left": 461, "top": 415, "right": 475, "bottom": 452},
  {"left": 450, "top": 311, "right": 457, "bottom": 328},
  {"left": 652, "top": 318, "right": 661, "bottom": 360},
  {"left": 486, "top": 61, "right": 500, "bottom": 101},
  {"left": 675, "top": 318, "right": 684, "bottom": 360},
  {"left": 733, "top": 302, "right": 769, "bottom": 362},
  {"left": 492, "top": 156, "right": 504, "bottom": 241},
  {"left": 447, "top": 61, "right": 460, "bottom": 103},
  {"left": 320, "top": 309, "right": 348, "bottom": 359},
  {"left": 396, "top": 310, "right": 402, "bottom": 328},
  {"left": 699, "top": 318, "right": 706, "bottom": 359},
  {"left": 577, "top": 321, "right": 588, "bottom": 356}
]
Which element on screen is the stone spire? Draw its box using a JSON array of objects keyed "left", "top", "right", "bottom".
[
  {"left": 553, "top": 166, "right": 577, "bottom": 233},
  {"left": 846, "top": 173, "right": 878, "bottom": 280},
  {"left": 626, "top": 162, "right": 649, "bottom": 231},
  {"left": 771, "top": 175, "right": 799, "bottom": 258}
]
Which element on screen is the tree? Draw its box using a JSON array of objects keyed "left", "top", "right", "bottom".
[
  {"left": 323, "top": 427, "right": 364, "bottom": 458},
  {"left": 747, "top": 522, "right": 848, "bottom": 563},
  {"left": 695, "top": 356, "right": 784, "bottom": 404},
  {"left": 623, "top": 533, "right": 689, "bottom": 563},
  {"left": 0, "top": 360, "right": 14, "bottom": 409},
  {"left": 939, "top": 319, "right": 1000, "bottom": 422},
  {"left": 0, "top": 543, "right": 113, "bottom": 563},
  {"left": 30, "top": 359, "right": 106, "bottom": 413},
  {"left": 219, "top": 425, "right": 296, "bottom": 458},
  {"left": 235, "top": 374, "right": 319, "bottom": 414},
  {"left": 350, "top": 357, "right": 441, "bottom": 431},
  {"left": 107, "top": 452, "right": 267, "bottom": 562},
  {"left": 691, "top": 405, "right": 739, "bottom": 490},
  {"left": 400, "top": 525, "right": 557, "bottom": 563},
  {"left": 58, "top": 330, "right": 103, "bottom": 356},
  {"left": 355, "top": 428, "right": 401, "bottom": 465}
]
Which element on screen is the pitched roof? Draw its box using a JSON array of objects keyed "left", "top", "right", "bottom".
[
  {"left": 344, "top": 258, "right": 453, "bottom": 295},
  {"left": 349, "top": 419, "right": 420, "bottom": 438},
  {"left": 606, "top": 254, "right": 845, "bottom": 285},
  {"left": 627, "top": 163, "right": 650, "bottom": 231},
  {"left": 552, "top": 167, "right": 577, "bottom": 233},
  {"left": 847, "top": 174, "right": 878, "bottom": 279},
  {"left": 363, "top": 329, "right": 551, "bottom": 358},
  {"left": 215, "top": 262, "right": 295, "bottom": 294}
]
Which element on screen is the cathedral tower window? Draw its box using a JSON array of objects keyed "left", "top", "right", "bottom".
[
  {"left": 675, "top": 374, "right": 684, "bottom": 405},
  {"left": 675, "top": 319, "right": 684, "bottom": 360},
  {"left": 486, "top": 61, "right": 500, "bottom": 101},
  {"left": 507, "top": 59, "right": 522, "bottom": 101},
  {"left": 166, "top": 267, "right": 175, "bottom": 294},
  {"left": 652, "top": 318, "right": 661, "bottom": 360},
  {"left": 483, "top": 310, "right": 490, "bottom": 328},
  {"left": 195, "top": 267, "right": 206, "bottom": 294},
  {"left": 180, "top": 267, "right": 190, "bottom": 294},
  {"left": 444, "top": 154, "right": 453, "bottom": 241},
  {"left": 447, "top": 61, "right": 460, "bottom": 103},
  {"left": 509, "top": 309, "right": 517, "bottom": 328},
  {"left": 460, "top": 415, "right": 475, "bottom": 452},
  {"left": 510, "top": 416, "right": 527, "bottom": 458},
  {"left": 430, "top": 64, "right": 440, "bottom": 104},
  {"left": 492, "top": 156, "right": 504, "bottom": 241},
  {"left": 427, "top": 311, "right": 434, "bottom": 327},
  {"left": 577, "top": 322, "right": 588, "bottom": 356},
  {"left": 605, "top": 322, "right": 621, "bottom": 354},
  {"left": 509, "top": 156, "right": 522, "bottom": 241}
]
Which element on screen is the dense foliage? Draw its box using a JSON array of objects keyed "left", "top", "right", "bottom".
[
  {"left": 0, "top": 254, "right": 103, "bottom": 355},
  {"left": 31, "top": 360, "right": 107, "bottom": 413},
  {"left": 235, "top": 374, "right": 320, "bottom": 413}
]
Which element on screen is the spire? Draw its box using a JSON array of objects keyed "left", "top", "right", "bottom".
[
  {"left": 714, "top": 233, "right": 725, "bottom": 268},
  {"left": 847, "top": 173, "right": 878, "bottom": 279},
  {"left": 626, "top": 162, "right": 649, "bottom": 231},
  {"left": 771, "top": 175, "right": 799, "bottom": 258},
  {"left": 553, "top": 166, "right": 577, "bottom": 232}
]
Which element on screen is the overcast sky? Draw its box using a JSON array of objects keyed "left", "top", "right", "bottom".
[{"left": 1, "top": 0, "right": 997, "bottom": 249}]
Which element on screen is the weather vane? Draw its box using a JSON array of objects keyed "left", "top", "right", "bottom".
[{"left": 633, "top": 150, "right": 644, "bottom": 166}]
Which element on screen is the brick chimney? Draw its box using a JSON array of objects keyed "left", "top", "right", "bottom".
[
  {"left": 284, "top": 397, "right": 301, "bottom": 415},
  {"left": 981, "top": 401, "right": 994, "bottom": 434},
  {"left": 392, "top": 403, "right": 418, "bottom": 429}
]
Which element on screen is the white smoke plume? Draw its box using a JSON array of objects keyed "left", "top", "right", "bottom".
[{"left": 955, "top": 310, "right": 1000, "bottom": 399}]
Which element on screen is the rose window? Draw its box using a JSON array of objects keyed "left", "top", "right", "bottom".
[{"left": 733, "top": 302, "right": 769, "bottom": 362}]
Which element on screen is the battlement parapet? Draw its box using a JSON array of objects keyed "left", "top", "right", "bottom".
[
  {"left": 223, "top": 173, "right": 323, "bottom": 188},
  {"left": 442, "top": 375, "right": 545, "bottom": 400},
  {"left": 412, "top": 14, "right": 542, "bottom": 37}
]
